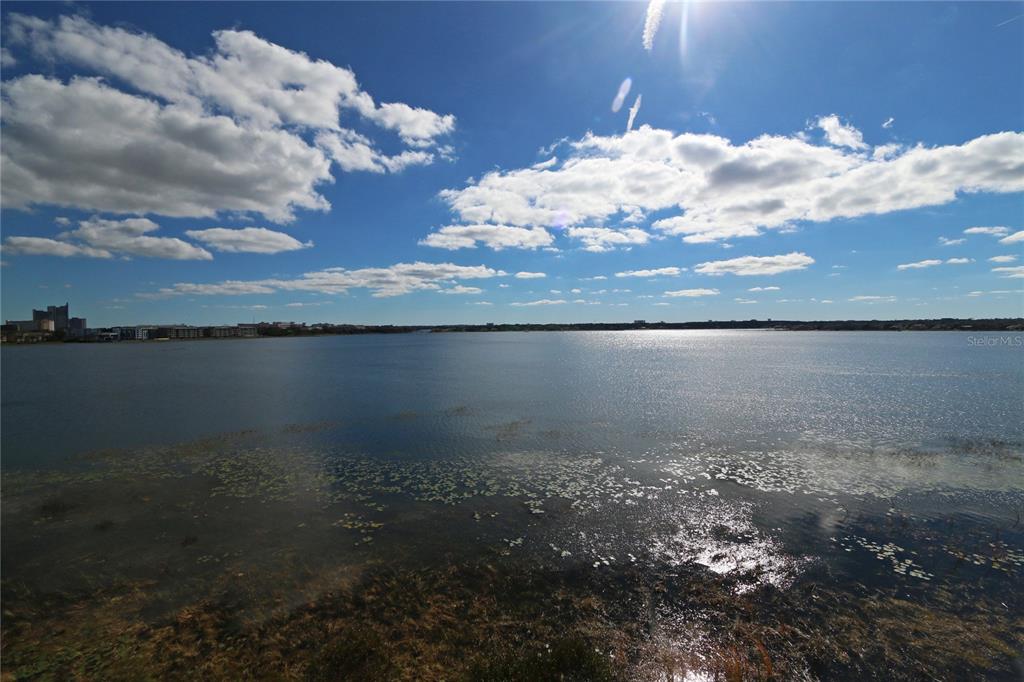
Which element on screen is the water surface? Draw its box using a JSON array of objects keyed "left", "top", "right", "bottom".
[{"left": 2, "top": 331, "right": 1022, "bottom": 679}]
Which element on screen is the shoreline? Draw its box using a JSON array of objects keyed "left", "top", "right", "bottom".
[{"left": 3, "top": 318, "right": 1024, "bottom": 345}]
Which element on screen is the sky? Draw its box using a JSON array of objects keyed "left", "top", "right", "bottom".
[{"left": 1, "top": 1, "right": 1022, "bottom": 327}]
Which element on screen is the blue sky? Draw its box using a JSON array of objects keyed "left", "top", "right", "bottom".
[{"left": 1, "top": 1, "right": 1022, "bottom": 326}]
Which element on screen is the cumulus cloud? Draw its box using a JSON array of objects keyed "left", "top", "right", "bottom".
[
  {"left": 515, "top": 271, "right": 546, "bottom": 279},
  {"left": 139, "top": 262, "right": 504, "bottom": 299},
  {"left": 438, "top": 125, "right": 1024, "bottom": 245},
  {"left": 315, "top": 129, "right": 436, "bottom": 174},
  {"left": 510, "top": 298, "right": 566, "bottom": 306},
  {"left": 663, "top": 288, "right": 719, "bottom": 297},
  {"left": 999, "top": 230, "right": 1024, "bottom": 244},
  {"left": 747, "top": 286, "right": 780, "bottom": 292},
  {"left": 945, "top": 257, "right": 973, "bottom": 265},
  {"left": 2, "top": 14, "right": 454, "bottom": 222},
  {"left": 992, "top": 266, "right": 1024, "bottom": 278},
  {"left": 882, "top": 117, "right": 895, "bottom": 129},
  {"left": 1, "top": 76, "right": 332, "bottom": 222},
  {"left": 566, "top": 227, "right": 650, "bottom": 252},
  {"left": 5, "top": 216, "right": 212, "bottom": 260},
  {"left": 2, "top": 237, "right": 113, "bottom": 259},
  {"left": 68, "top": 217, "right": 213, "bottom": 260},
  {"left": 694, "top": 252, "right": 814, "bottom": 276},
  {"left": 989, "top": 255, "right": 1018, "bottom": 263},
  {"left": 897, "top": 259, "right": 943, "bottom": 270},
  {"left": 419, "top": 224, "right": 553, "bottom": 251},
  {"left": 963, "top": 226, "right": 1010, "bottom": 236},
  {"left": 817, "top": 114, "right": 867, "bottom": 150},
  {"left": 734, "top": 298, "right": 757, "bottom": 304},
  {"left": 185, "top": 227, "right": 312, "bottom": 254},
  {"left": 643, "top": 0, "right": 667, "bottom": 51},
  {"left": 615, "top": 267, "right": 682, "bottom": 278},
  {"left": 938, "top": 237, "right": 966, "bottom": 246}
]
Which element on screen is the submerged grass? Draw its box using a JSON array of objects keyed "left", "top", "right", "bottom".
[
  {"left": 2, "top": 556, "right": 1022, "bottom": 681},
  {"left": 3, "top": 427, "right": 1023, "bottom": 680}
]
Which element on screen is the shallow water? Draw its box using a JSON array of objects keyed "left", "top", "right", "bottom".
[{"left": 2, "top": 331, "right": 1022, "bottom": 679}]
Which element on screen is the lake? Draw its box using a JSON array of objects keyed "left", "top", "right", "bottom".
[{"left": 2, "top": 331, "right": 1022, "bottom": 679}]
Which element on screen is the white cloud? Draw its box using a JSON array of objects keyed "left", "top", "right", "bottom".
[
  {"left": 989, "top": 255, "right": 1018, "bottom": 263},
  {"left": 615, "top": 267, "right": 682, "bottom": 278},
  {"left": 2, "top": 76, "right": 332, "bottom": 222},
  {"left": 963, "top": 226, "right": 1010, "bottom": 236},
  {"left": 316, "top": 129, "right": 435, "bottom": 174},
  {"left": 643, "top": 0, "right": 667, "bottom": 51},
  {"left": 999, "top": 230, "right": 1024, "bottom": 244},
  {"left": 139, "top": 262, "right": 504, "bottom": 299},
  {"left": 694, "top": 252, "right": 814, "bottom": 276},
  {"left": 185, "top": 227, "right": 312, "bottom": 254},
  {"left": 871, "top": 143, "right": 902, "bottom": 161},
  {"left": 419, "top": 224, "right": 553, "bottom": 251},
  {"left": 663, "top": 288, "right": 719, "bottom": 297},
  {"left": 570, "top": 288, "right": 582, "bottom": 294},
  {"left": 565, "top": 227, "right": 650, "bottom": 252},
  {"left": 734, "top": 298, "right": 757, "bottom": 304},
  {"left": 938, "top": 237, "right": 966, "bottom": 246},
  {"left": 2, "top": 236, "right": 112, "bottom": 258},
  {"left": 817, "top": 114, "right": 867, "bottom": 150},
  {"left": 626, "top": 94, "right": 642, "bottom": 132},
  {"left": 5, "top": 216, "right": 213, "bottom": 260},
  {"left": 849, "top": 295, "right": 897, "bottom": 302},
  {"left": 438, "top": 126, "right": 1024, "bottom": 244},
  {"left": 747, "top": 286, "right": 780, "bottom": 292},
  {"left": 882, "top": 117, "right": 895, "bottom": 129},
  {"left": 470, "top": 301, "right": 494, "bottom": 305},
  {"left": 68, "top": 217, "right": 213, "bottom": 260},
  {"left": 967, "top": 290, "right": 1018, "bottom": 297},
  {"left": 510, "top": 298, "right": 566, "bottom": 306},
  {"left": 993, "top": 266, "right": 1024, "bottom": 278},
  {"left": 2, "top": 14, "right": 453, "bottom": 222},
  {"left": 515, "top": 271, "right": 546, "bottom": 279},
  {"left": 897, "top": 259, "right": 943, "bottom": 270},
  {"left": 438, "top": 285, "right": 483, "bottom": 295},
  {"left": 945, "top": 257, "right": 973, "bottom": 265},
  {"left": 582, "top": 275, "right": 608, "bottom": 281}
]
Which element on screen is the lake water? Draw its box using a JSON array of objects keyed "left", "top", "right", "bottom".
[{"left": 2, "top": 331, "right": 1023, "bottom": 679}]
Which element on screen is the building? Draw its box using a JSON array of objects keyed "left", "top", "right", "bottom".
[
  {"left": 33, "top": 303, "right": 69, "bottom": 331},
  {"left": 4, "top": 320, "right": 40, "bottom": 332},
  {"left": 68, "top": 317, "right": 88, "bottom": 338}
]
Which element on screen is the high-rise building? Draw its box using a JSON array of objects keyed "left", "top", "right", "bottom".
[
  {"left": 32, "top": 302, "right": 70, "bottom": 331},
  {"left": 68, "top": 317, "right": 87, "bottom": 338}
]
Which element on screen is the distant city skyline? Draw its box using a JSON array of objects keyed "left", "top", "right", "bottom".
[{"left": 1, "top": 2, "right": 1022, "bottom": 327}]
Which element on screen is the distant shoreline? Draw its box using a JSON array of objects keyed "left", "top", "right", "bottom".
[{"left": 3, "top": 318, "right": 1023, "bottom": 345}]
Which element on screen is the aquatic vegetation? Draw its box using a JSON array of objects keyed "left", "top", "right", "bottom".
[{"left": 2, "top": 425, "right": 1022, "bottom": 679}]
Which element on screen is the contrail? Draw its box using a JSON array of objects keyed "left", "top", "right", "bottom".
[
  {"left": 643, "top": 0, "right": 667, "bottom": 51},
  {"left": 626, "top": 94, "right": 642, "bottom": 132},
  {"left": 995, "top": 13, "right": 1022, "bottom": 27}
]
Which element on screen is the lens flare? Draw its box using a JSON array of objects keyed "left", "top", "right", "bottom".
[{"left": 611, "top": 77, "right": 632, "bottom": 113}]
